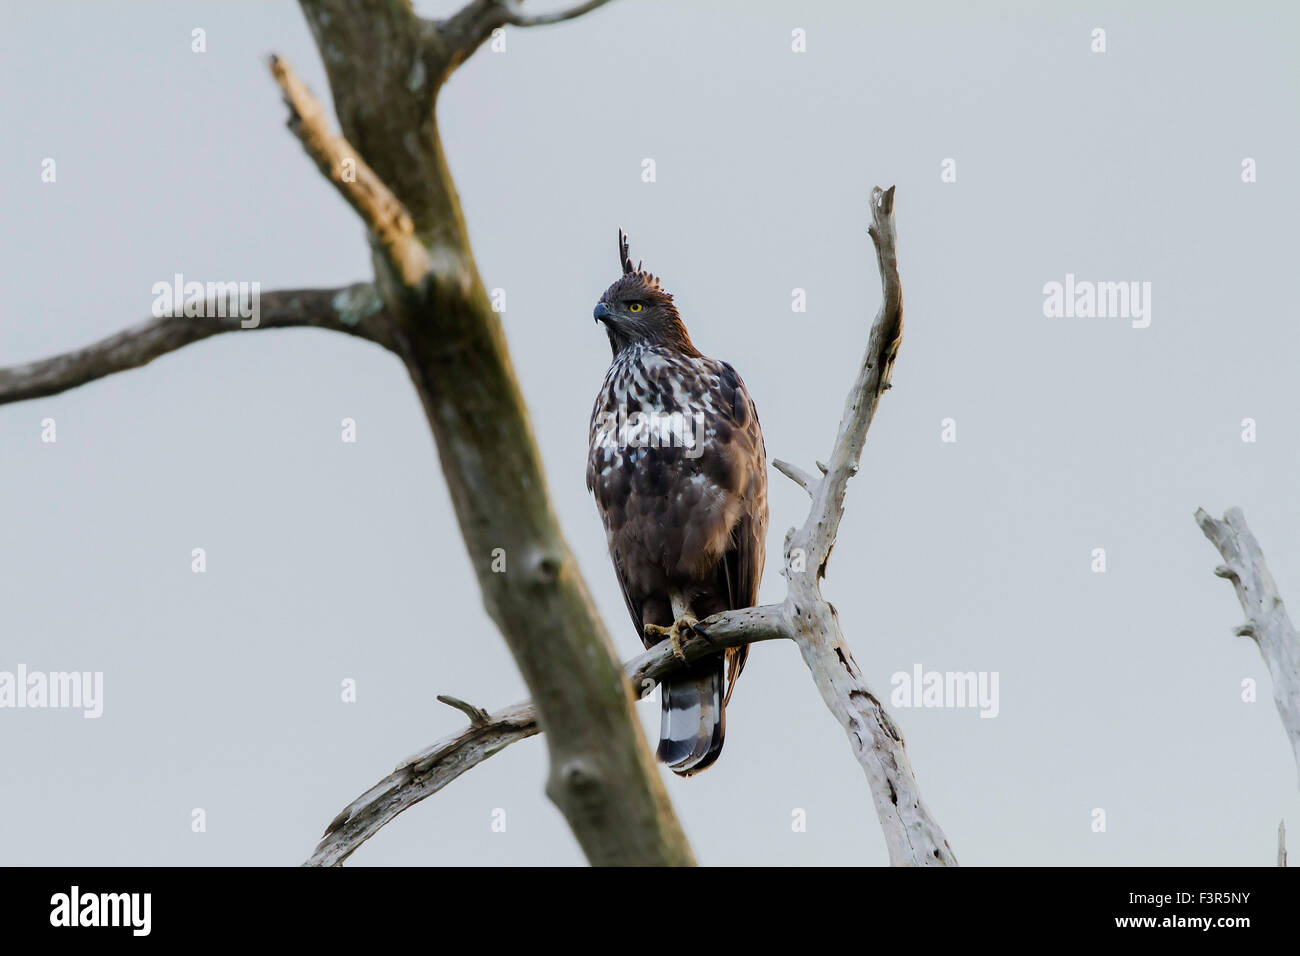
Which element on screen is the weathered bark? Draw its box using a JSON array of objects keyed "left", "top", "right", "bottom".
[
  {"left": 287, "top": 0, "right": 694, "bottom": 866},
  {"left": 1196, "top": 507, "right": 1300, "bottom": 786}
]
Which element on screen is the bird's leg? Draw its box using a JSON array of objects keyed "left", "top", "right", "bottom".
[
  {"left": 644, "top": 615, "right": 702, "bottom": 663},
  {"left": 669, "top": 615, "right": 700, "bottom": 662},
  {"left": 643, "top": 621, "right": 673, "bottom": 644}
]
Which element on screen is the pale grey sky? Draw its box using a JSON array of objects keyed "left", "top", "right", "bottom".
[{"left": 1, "top": 0, "right": 1297, "bottom": 865}]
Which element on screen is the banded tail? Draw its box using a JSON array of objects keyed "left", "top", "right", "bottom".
[{"left": 657, "top": 656, "right": 725, "bottom": 776}]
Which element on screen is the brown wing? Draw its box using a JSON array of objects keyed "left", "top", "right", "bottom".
[
  {"left": 587, "top": 386, "right": 677, "bottom": 644},
  {"left": 587, "top": 417, "right": 649, "bottom": 637},
  {"left": 711, "top": 362, "right": 768, "bottom": 707}
]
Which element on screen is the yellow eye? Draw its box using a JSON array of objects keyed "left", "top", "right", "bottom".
[{"left": 628, "top": 302, "right": 643, "bottom": 313}]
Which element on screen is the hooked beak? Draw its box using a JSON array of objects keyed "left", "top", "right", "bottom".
[{"left": 593, "top": 301, "right": 612, "bottom": 324}]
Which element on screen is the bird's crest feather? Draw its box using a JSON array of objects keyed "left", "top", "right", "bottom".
[{"left": 617, "top": 228, "right": 658, "bottom": 289}]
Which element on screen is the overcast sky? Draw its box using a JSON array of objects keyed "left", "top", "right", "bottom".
[{"left": 1, "top": 0, "right": 1297, "bottom": 866}]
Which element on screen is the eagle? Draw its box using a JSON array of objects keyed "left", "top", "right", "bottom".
[{"left": 586, "top": 230, "right": 769, "bottom": 776}]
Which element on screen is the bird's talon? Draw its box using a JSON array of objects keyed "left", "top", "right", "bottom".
[{"left": 670, "top": 627, "right": 688, "bottom": 662}]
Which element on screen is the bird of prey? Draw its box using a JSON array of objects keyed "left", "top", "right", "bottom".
[{"left": 586, "top": 230, "right": 768, "bottom": 776}]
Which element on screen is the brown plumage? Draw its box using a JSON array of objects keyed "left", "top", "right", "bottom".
[{"left": 586, "top": 229, "right": 768, "bottom": 775}]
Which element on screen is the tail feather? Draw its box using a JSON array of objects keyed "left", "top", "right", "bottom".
[
  {"left": 723, "top": 644, "right": 748, "bottom": 708},
  {"left": 658, "top": 657, "right": 725, "bottom": 776}
]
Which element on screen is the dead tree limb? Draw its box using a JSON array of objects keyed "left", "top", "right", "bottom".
[
  {"left": 306, "top": 606, "right": 787, "bottom": 866},
  {"left": 436, "top": 0, "right": 617, "bottom": 71},
  {"left": 0, "top": 285, "right": 396, "bottom": 406},
  {"left": 498, "top": 0, "right": 616, "bottom": 27},
  {"left": 772, "top": 186, "right": 954, "bottom": 866},
  {"left": 308, "top": 700, "right": 539, "bottom": 868},
  {"left": 1196, "top": 507, "right": 1300, "bottom": 785},
  {"left": 271, "top": 55, "right": 431, "bottom": 287}
]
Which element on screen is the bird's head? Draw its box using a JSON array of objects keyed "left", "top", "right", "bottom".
[{"left": 594, "top": 229, "right": 698, "bottom": 357}]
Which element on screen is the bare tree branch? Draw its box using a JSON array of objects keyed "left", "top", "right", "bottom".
[
  {"left": 623, "top": 606, "right": 789, "bottom": 698},
  {"left": 0, "top": 285, "right": 395, "bottom": 407},
  {"left": 306, "top": 604, "right": 789, "bottom": 866},
  {"left": 499, "top": 0, "right": 616, "bottom": 27},
  {"left": 270, "top": 55, "right": 432, "bottom": 288},
  {"left": 1280, "top": 819, "right": 1288, "bottom": 867},
  {"left": 1196, "top": 506, "right": 1300, "bottom": 785},
  {"left": 436, "top": 0, "right": 617, "bottom": 68},
  {"left": 308, "top": 701, "right": 539, "bottom": 868},
  {"left": 777, "top": 187, "right": 955, "bottom": 867},
  {"left": 435, "top": 694, "right": 492, "bottom": 725},
  {"left": 772, "top": 458, "right": 818, "bottom": 497},
  {"left": 797, "top": 186, "right": 903, "bottom": 575}
]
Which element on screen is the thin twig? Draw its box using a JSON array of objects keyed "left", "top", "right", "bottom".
[
  {"left": 773, "top": 459, "right": 819, "bottom": 497},
  {"left": 436, "top": 695, "right": 492, "bottom": 726}
]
